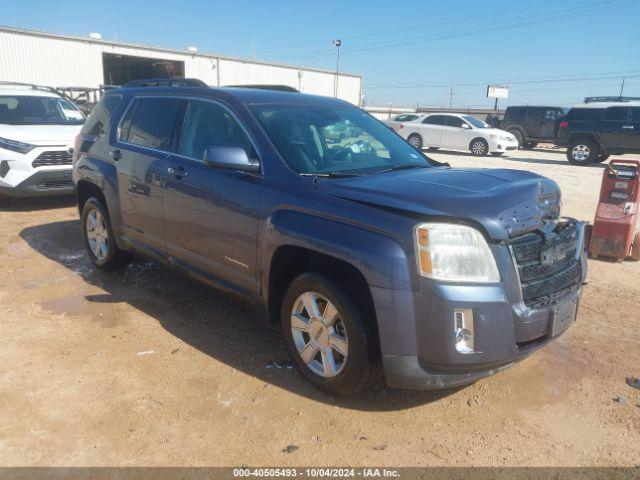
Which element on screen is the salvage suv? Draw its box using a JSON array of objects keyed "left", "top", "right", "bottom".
[
  {"left": 556, "top": 102, "right": 640, "bottom": 165},
  {"left": 73, "top": 81, "right": 588, "bottom": 396},
  {"left": 0, "top": 83, "right": 85, "bottom": 206}
]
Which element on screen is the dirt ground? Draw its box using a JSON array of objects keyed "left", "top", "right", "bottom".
[{"left": 0, "top": 146, "right": 639, "bottom": 468}]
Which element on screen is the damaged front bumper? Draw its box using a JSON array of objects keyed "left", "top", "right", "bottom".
[{"left": 376, "top": 219, "right": 588, "bottom": 390}]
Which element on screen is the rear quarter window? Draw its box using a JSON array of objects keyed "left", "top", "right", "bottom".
[
  {"left": 567, "top": 108, "right": 603, "bottom": 121},
  {"left": 81, "top": 94, "right": 123, "bottom": 137}
]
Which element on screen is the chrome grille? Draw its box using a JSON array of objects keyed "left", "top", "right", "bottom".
[
  {"left": 32, "top": 151, "right": 73, "bottom": 168},
  {"left": 511, "top": 222, "right": 582, "bottom": 308}
]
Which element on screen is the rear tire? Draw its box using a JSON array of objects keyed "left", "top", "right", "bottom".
[
  {"left": 594, "top": 154, "right": 610, "bottom": 163},
  {"left": 427, "top": 146, "right": 439, "bottom": 151},
  {"left": 491, "top": 152, "right": 504, "bottom": 156},
  {"left": 281, "top": 273, "right": 379, "bottom": 396},
  {"left": 470, "top": 138, "right": 489, "bottom": 156},
  {"left": 567, "top": 138, "right": 599, "bottom": 165},
  {"left": 523, "top": 142, "right": 537, "bottom": 150},
  {"left": 407, "top": 133, "right": 423, "bottom": 150},
  {"left": 81, "top": 197, "right": 132, "bottom": 270},
  {"left": 631, "top": 232, "right": 640, "bottom": 261}
]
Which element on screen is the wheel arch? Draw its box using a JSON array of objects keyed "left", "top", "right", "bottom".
[
  {"left": 469, "top": 136, "right": 489, "bottom": 150},
  {"left": 262, "top": 210, "right": 413, "bottom": 326},
  {"left": 567, "top": 132, "right": 601, "bottom": 149},
  {"left": 76, "top": 179, "right": 106, "bottom": 216}
]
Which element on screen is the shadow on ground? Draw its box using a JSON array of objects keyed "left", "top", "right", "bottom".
[
  {"left": 19, "top": 220, "right": 460, "bottom": 411},
  {"left": 1, "top": 195, "right": 76, "bottom": 212}
]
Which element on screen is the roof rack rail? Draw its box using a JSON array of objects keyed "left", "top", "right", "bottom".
[
  {"left": 0, "top": 81, "right": 76, "bottom": 102},
  {"left": 122, "top": 78, "right": 208, "bottom": 88},
  {"left": 227, "top": 84, "right": 299, "bottom": 93},
  {"left": 584, "top": 96, "right": 640, "bottom": 103}
]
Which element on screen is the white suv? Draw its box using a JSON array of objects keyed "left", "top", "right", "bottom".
[
  {"left": 397, "top": 112, "right": 518, "bottom": 156},
  {"left": 0, "top": 83, "right": 85, "bottom": 206}
]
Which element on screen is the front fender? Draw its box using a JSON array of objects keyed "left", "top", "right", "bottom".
[{"left": 261, "top": 209, "right": 413, "bottom": 292}]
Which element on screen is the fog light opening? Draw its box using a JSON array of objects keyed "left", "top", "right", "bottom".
[{"left": 454, "top": 309, "right": 475, "bottom": 354}]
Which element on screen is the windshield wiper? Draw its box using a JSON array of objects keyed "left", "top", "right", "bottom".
[
  {"left": 301, "top": 171, "right": 363, "bottom": 178},
  {"left": 374, "top": 163, "right": 429, "bottom": 174}
]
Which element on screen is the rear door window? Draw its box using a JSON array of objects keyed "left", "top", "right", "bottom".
[
  {"left": 120, "top": 97, "right": 184, "bottom": 151},
  {"left": 423, "top": 115, "right": 446, "bottom": 125},
  {"left": 603, "top": 107, "right": 631, "bottom": 122},
  {"left": 631, "top": 107, "right": 640, "bottom": 121},
  {"left": 445, "top": 116, "right": 465, "bottom": 128}
]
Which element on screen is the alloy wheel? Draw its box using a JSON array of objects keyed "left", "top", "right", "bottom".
[
  {"left": 290, "top": 291, "right": 349, "bottom": 378},
  {"left": 86, "top": 209, "right": 109, "bottom": 260},
  {"left": 572, "top": 144, "right": 590, "bottom": 162},
  {"left": 472, "top": 140, "right": 487, "bottom": 155}
]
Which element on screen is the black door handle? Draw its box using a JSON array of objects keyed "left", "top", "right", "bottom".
[{"left": 110, "top": 149, "right": 122, "bottom": 161}]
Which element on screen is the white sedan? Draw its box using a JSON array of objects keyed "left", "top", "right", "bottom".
[
  {"left": 397, "top": 113, "right": 518, "bottom": 156},
  {"left": 383, "top": 113, "right": 426, "bottom": 131}
]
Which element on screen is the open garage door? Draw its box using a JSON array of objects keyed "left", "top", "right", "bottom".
[{"left": 102, "top": 53, "right": 185, "bottom": 86}]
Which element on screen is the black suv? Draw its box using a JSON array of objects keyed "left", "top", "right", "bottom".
[
  {"left": 556, "top": 102, "right": 640, "bottom": 165},
  {"left": 501, "top": 106, "right": 567, "bottom": 149}
]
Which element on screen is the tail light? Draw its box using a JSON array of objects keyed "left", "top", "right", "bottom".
[
  {"left": 399, "top": 123, "right": 404, "bottom": 129},
  {"left": 559, "top": 120, "right": 569, "bottom": 129}
]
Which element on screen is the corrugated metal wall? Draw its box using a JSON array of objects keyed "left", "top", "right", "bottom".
[{"left": 0, "top": 29, "right": 362, "bottom": 104}]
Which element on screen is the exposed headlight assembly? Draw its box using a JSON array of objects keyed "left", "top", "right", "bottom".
[
  {"left": 414, "top": 223, "right": 500, "bottom": 283},
  {"left": 0, "top": 137, "right": 36, "bottom": 154}
]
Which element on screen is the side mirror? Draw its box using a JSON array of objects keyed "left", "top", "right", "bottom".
[{"left": 204, "top": 146, "right": 260, "bottom": 172}]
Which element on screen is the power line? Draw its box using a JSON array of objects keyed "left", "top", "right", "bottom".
[
  {"left": 364, "top": 70, "right": 640, "bottom": 90},
  {"left": 272, "top": 0, "right": 634, "bottom": 62}
]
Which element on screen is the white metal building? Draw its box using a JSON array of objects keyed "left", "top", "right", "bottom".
[{"left": 0, "top": 26, "right": 362, "bottom": 104}]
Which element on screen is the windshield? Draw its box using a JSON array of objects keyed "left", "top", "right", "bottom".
[
  {"left": 0, "top": 95, "right": 85, "bottom": 126},
  {"left": 462, "top": 115, "right": 490, "bottom": 129},
  {"left": 250, "top": 104, "right": 432, "bottom": 175}
]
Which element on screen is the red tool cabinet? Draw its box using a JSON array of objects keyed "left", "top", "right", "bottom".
[{"left": 589, "top": 160, "right": 640, "bottom": 262}]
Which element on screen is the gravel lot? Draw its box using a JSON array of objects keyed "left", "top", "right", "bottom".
[{"left": 0, "top": 146, "right": 639, "bottom": 467}]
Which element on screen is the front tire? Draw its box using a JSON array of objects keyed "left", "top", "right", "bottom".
[
  {"left": 407, "top": 133, "right": 423, "bottom": 150},
  {"left": 470, "top": 138, "right": 489, "bottom": 156},
  {"left": 509, "top": 129, "right": 524, "bottom": 148},
  {"left": 567, "top": 139, "right": 599, "bottom": 165},
  {"left": 281, "top": 273, "right": 379, "bottom": 396},
  {"left": 523, "top": 142, "right": 537, "bottom": 150},
  {"left": 81, "top": 197, "right": 132, "bottom": 270}
]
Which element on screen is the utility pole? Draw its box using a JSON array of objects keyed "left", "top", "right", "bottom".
[
  {"left": 333, "top": 39, "right": 342, "bottom": 98},
  {"left": 620, "top": 77, "right": 626, "bottom": 97},
  {"left": 449, "top": 88, "right": 453, "bottom": 109}
]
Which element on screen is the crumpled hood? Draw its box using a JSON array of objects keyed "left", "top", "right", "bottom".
[
  {"left": 0, "top": 124, "right": 82, "bottom": 145},
  {"left": 317, "top": 167, "right": 561, "bottom": 240}
]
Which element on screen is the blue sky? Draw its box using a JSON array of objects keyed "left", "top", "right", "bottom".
[{"left": 4, "top": 0, "right": 640, "bottom": 108}]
